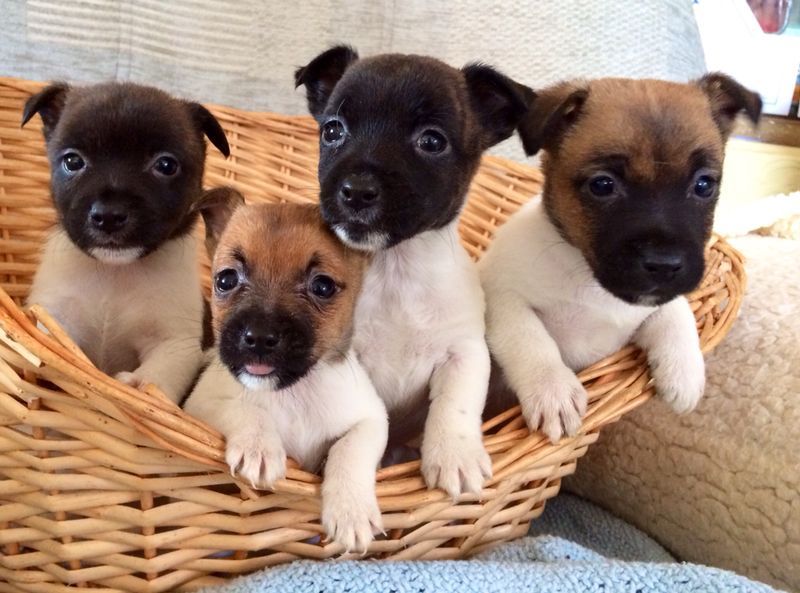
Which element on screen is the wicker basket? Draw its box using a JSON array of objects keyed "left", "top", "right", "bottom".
[{"left": 0, "top": 77, "right": 745, "bottom": 593}]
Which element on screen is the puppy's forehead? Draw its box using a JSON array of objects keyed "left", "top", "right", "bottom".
[
  {"left": 329, "top": 55, "right": 466, "bottom": 123},
  {"left": 217, "top": 204, "right": 354, "bottom": 277},
  {"left": 55, "top": 83, "right": 200, "bottom": 154},
  {"left": 567, "top": 79, "right": 724, "bottom": 177}
]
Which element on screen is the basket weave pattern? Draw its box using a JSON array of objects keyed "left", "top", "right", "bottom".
[{"left": 0, "top": 78, "right": 745, "bottom": 592}]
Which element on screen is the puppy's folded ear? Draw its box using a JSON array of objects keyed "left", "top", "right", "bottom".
[
  {"left": 21, "top": 82, "right": 70, "bottom": 137},
  {"left": 695, "top": 72, "right": 762, "bottom": 140},
  {"left": 294, "top": 45, "right": 359, "bottom": 118},
  {"left": 187, "top": 103, "right": 231, "bottom": 158},
  {"left": 192, "top": 186, "right": 245, "bottom": 256},
  {"left": 516, "top": 81, "right": 588, "bottom": 156},
  {"left": 462, "top": 64, "right": 535, "bottom": 149}
]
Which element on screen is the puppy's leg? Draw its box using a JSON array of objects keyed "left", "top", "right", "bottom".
[
  {"left": 634, "top": 296, "right": 704, "bottom": 413},
  {"left": 183, "top": 367, "right": 287, "bottom": 489},
  {"left": 486, "top": 291, "right": 587, "bottom": 443},
  {"left": 116, "top": 337, "right": 203, "bottom": 404},
  {"left": 321, "top": 409, "right": 387, "bottom": 554},
  {"left": 420, "top": 338, "right": 492, "bottom": 498}
]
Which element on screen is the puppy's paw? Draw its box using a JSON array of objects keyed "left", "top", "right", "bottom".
[
  {"left": 648, "top": 345, "right": 705, "bottom": 414},
  {"left": 225, "top": 429, "right": 286, "bottom": 490},
  {"left": 115, "top": 371, "right": 146, "bottom": 390},
  {"left": 321, "top": 484, "right": 383, "bottom": 554},
  {"left": 421, "top": 432, "right": 492, "bottom": 498},
  {"left": 520, "top": 368, "right": 587, "bottom": 444}
]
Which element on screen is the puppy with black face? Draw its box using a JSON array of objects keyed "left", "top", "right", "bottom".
[
  {"left": 183, "top": 192, "right": 387, "bottom": 553},
  {"left": 22, "top": 82, "right": 230, "bottom": 403},
  {"left": 296, "top": 46, "right": 532, "bottom": 497},
  {"left": 480, "top": 74, "right": 761, "bottom": 442}
]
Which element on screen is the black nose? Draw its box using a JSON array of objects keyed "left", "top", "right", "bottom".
[
  {"left": 88, "top": 202, "right": 129, "bottom": 233},
  {"left": 639, "top": 250, "right": 685, "bottom": 282},
  {"left": 240, "top": 326, "right": 280, "bottom": 355},
  {"left": 338, "top": 174, "right": 381, "bottom": 212}
]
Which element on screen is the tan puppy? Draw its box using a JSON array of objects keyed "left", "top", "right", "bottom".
[
  {"left": 184, "top": 191, "right": 388, "bottom": 552},
  {"left": 481, "top": 74, "right": 761, "bottom": 441}
]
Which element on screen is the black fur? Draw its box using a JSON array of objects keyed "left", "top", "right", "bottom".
[
  {"left": 219, "top": 305, "right": 315, "bottom": 390},
  {"left": 296, "top": 47, "right": 533, "bottom": 251},
  {"left": 21, "top": 82, "right": 230, "bottom": 260}
]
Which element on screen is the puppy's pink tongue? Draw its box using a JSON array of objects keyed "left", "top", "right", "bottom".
[{"left": 245, "top": 363, "right": 274, "bottom": 376}]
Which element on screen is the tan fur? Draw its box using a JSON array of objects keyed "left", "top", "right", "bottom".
[
  {"left": 185, "top": 199, "right": 387, "bottom": 552},
  {"left": 213, "top": 203, "right": 368, "bottom": 363},
  {"left": 541, "top": 78, "right": 726, "bottom": 261}
]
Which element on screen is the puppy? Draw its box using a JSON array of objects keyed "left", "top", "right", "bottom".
[
  {"left": 480, "top": 74, "right": 761, "bottom": 442},
  {"left": 21, "top": 82, "right": 229, "bottom": 403},
  {"left": 183, "top": 194, "right": 388, "bottom": 553},
  {"left": 295, "top": 46, "right": 532, "bottom": 497}
]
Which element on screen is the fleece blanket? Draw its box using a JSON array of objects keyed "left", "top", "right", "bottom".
[
  {"left": 203, "top": 494, "right": 782, "bottom": 593},
  {"left": 568, "top": 232, "right": 800, "bottom": 591}
]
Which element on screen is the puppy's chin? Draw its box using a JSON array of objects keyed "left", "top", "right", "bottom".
[
  {"left": 601, "top": 284, "right": 683, "bottom": 308},
  {"left": 88, "top": 246, "right": 144, "bottom": 265},
  {"left": 236, "top": 371, "right": 281, "bottom": 392},
  {"left": 333, "top": 224, "right": 389, "bottom": 252}
]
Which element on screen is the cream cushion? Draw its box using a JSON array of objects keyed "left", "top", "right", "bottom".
[{"left": 567, "top": 234, "right": 800, "bottom": 592}]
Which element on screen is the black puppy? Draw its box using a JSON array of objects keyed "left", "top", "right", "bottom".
[
  {"left": 296, "top": 46, "right": 532, "bottom": 497},
  {"left": 22, "top": 82, "right": 229, "bottom": 403}
]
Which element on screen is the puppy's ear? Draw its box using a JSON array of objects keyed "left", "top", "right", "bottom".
[
  {"left": 462, "top": 64, "right": 535, "bottom": 149},
  {"left": 21, "top": 82, "right": 70, "bottom": 137},
  {"left": 294, "top": 45, "right": 359, "bottom": 118},
  {"left": 516, "top": 81, "right": 588, "bottom": 156},
  {"left": 192, "top": 186, "right": 245, "bottom": 256},
  {"left": 187, "top": 103, "right": 231, "bottom": 158},
  {"left": 695, "top": 72, "right": 762, "bottom": 140}
]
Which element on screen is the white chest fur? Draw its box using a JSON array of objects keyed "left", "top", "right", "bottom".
[
  {"left": 480, "top": 199, "right": 655, "bottom": 370},
  {"left": 353, "top": 222, "right": 487, "bottom": 413},
  {"left": 186, "top": 352, "right": 385, "bottom": 470},
  {"left": 480, "top": 197, "right": 705, "bottom": 443},
  {"left": 27, "top": 230, "right": 205, "bottom": 401}
]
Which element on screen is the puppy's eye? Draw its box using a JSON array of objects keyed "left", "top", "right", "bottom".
[
  {"left": 62, "top": 152, "right": 86, "bottom": 173},
  {"left": 416, "top": 130, "right": 448, "bottom": 154},
  {"left": 214, "top": 268, "right": 239, "bottom": 293},
  {"left": 309, "top": 274, "right": 337, "bottom": 300},
  {"left": 587, "top": 174, "right": 616, "bottom": 198},
  {"left": 693, "top": 174, "right": 717, "bottom": 199},
  {"left": 152, "top": 155, "right": 180, "bottom": 177},
  {"left": 322, "top": 120, "right": 347, "bottom": 146}
]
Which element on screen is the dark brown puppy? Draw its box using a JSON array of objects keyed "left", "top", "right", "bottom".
[
  {"left": 295, "top": 45, "right": 533, "bottom": 251},
  {"left": 22, "top": 82, "right": 229, "bottom": 259},
  {"left": 22, "top": 82, "right": 229, "bottom": 403},
  {"left": 294, "top": 46, "right": 534, "bottom": 497},
  {"left": 518, "top": 73, "right": 761, "bottom": 305}
]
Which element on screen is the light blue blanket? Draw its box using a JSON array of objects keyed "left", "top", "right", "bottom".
[{"left": 204, "top": 495, "right": 782, "bottom": 593}]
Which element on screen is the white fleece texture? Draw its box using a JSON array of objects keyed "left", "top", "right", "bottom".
[{"left": 567, "top": 235, "right": 800, "bottom": 592}]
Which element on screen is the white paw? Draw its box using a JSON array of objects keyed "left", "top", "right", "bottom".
[
  {"left": 321, "top": 483, "right": 383, "bottom": 554},
  {"left": 421, "top": 431, "right": 492, "bottom": 498},
  {"left": 115, "top": 371, "right": 145, "bottom": 389},
  {"left": 225, "top": 429, "right": 286, "bottom": 490},
  {"left": 520, "top": 367, "right": 587, "bottom": 444},
  {"left": 649, "top": 345, "right": 705, "bottom": 414}
]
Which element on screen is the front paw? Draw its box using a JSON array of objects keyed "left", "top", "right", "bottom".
[
  {"left": 321, "top": 484, "right": 383, "bottom": 554},
  {"left": 225, "top": 430, "right": 286, "bottom": 490},
  {"left": 115, "top": 371, "right": 145, "bottom": 389},
  {"left": 649, "top": 345, "right": 705, "bottom": 414},
  {"left": 520, "top": 368, "right": 587, "bottom": 444},
  {"left": 421, "top": 431, "right": 492, "bottom": 498}
]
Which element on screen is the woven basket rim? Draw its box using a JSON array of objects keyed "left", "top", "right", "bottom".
[{"left": 0, "top": 73, "right": 747, "bottom": 496}]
